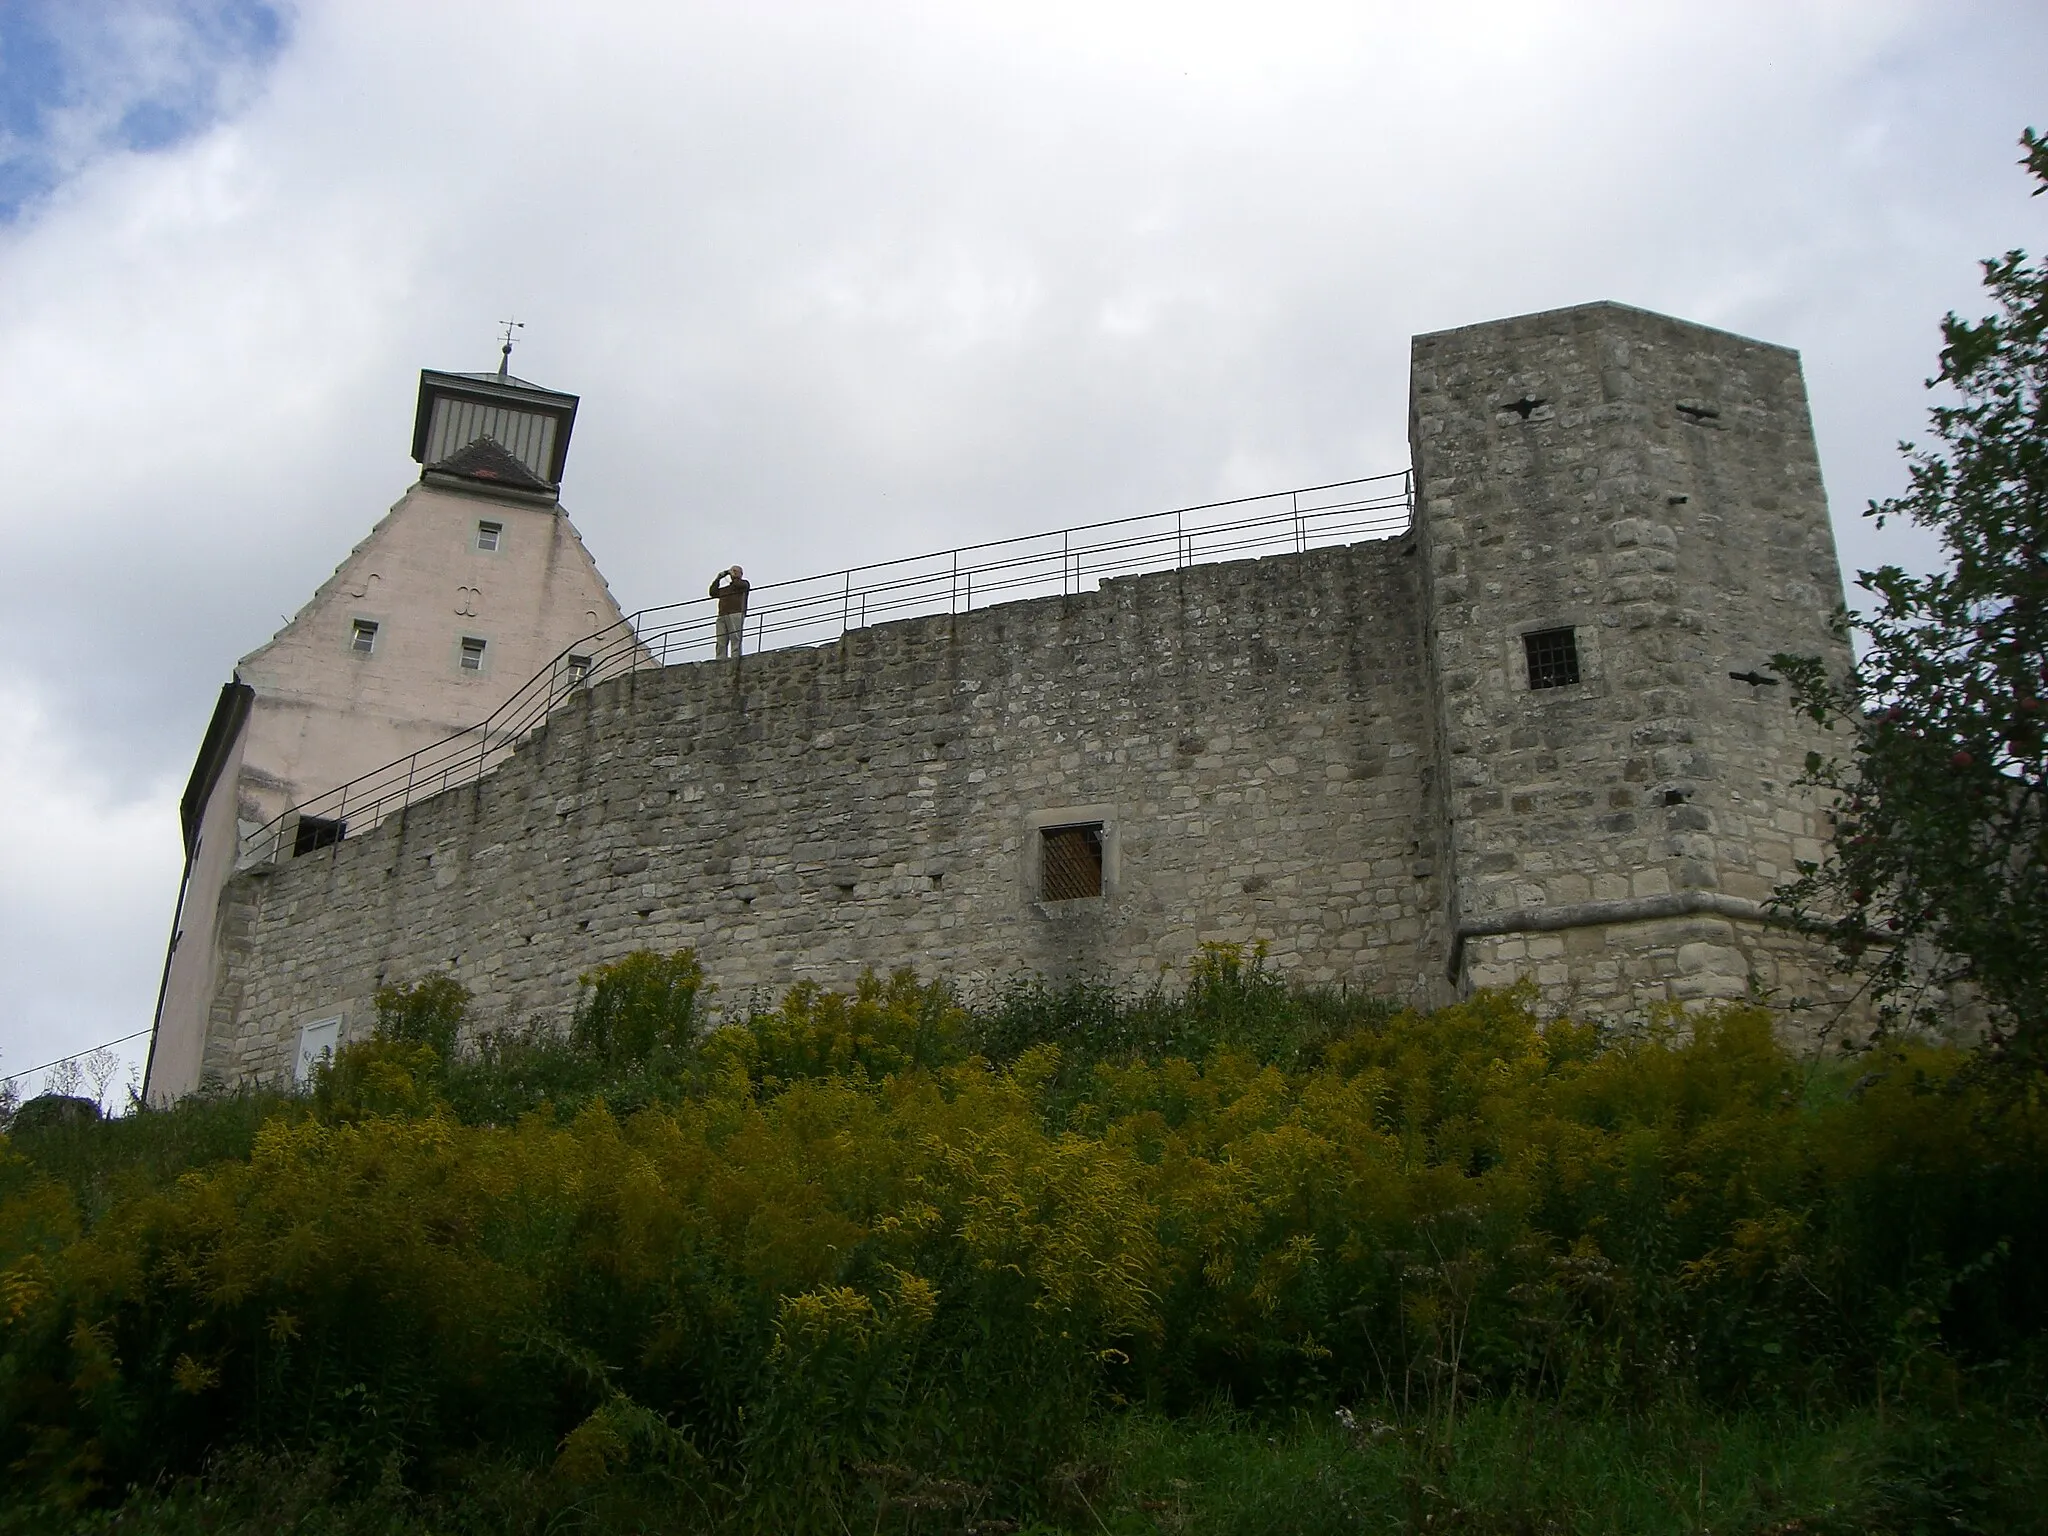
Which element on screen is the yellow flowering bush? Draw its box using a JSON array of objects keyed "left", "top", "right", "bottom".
[{"left": 2, "top": 950, "right": 2044, "bottom": 1525}]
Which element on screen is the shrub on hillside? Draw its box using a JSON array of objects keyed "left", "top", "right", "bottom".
[
  {"left": 2, "top": 954, "right": 2044, "bottom": 1527},
  {"left": 571, "top": 949, "right": 707, "bottom": 1067},
  {"left": 307, "top": 973, "right": 470, "bottom": 1122},
  {"left": 708, "top": 967, "right": 967, "bottom": 1090},
  {"left": 968, "top": 941, "right": 1395, "bottom": 1085},
  {"left": 374, "top": 974, "right": 471, "bottom": 1061}
]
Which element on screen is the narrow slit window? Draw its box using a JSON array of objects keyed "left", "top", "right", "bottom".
[
  {"left": 476, "top": 520, "right": 503, "bottom": 552},
  {"left": 460, "top": 636, "right": 487, "bottom": 672},
  {"left": 294, "top": 815, "right": 345, "bottom": 856},
  {"left": 1523, "top": 627, "right": 1581, "bottom": 690},
  {"left": 566, "top": 654, "right": 591, "bottom": 683},
  {"left": 1040, "top": 823, "right": 1104, "bottom": 901},
  {"left": 351, "top": 619, "right": 378, "bottom": 654}
]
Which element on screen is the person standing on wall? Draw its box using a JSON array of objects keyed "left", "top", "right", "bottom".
[{"left": 710, "top": 565, "right": 750, "bottom": 660}]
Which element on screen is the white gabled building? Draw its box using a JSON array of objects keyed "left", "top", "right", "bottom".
[{"left": 146, "top": 353, "right": 634, "bottom": 1102}]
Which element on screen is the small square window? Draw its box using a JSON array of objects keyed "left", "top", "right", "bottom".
[
  {"left": 1040, "top": 823, "right": 1104, "bottom": 901},
  {"left": 460, "top": 636, "right": 487, "bottom": 671},
  {"left": 1524, "top": 627, "right": 1581, "bottom": 690},
  {"left": 350, "top": 619, "right": 378, "bottom": 655},
  {"left": 294, "top": 815, "right": 345, "bottom": 856},
  {"left": 476, "top": 520, "right": 503, "bottom": 552},
  {"left": 566, "top": 654, "right": 591, "bottom": 683}
]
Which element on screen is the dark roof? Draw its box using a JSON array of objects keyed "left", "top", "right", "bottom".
[
  {"left": 439, "top": 369, "right": 580, "bottom": 403},
  {"left": 412, "top": 367, "right": 580, "bottom": 486},
  {"left": 179, "top": 682, "right": 254, "bottom": 855},
  {"left": 430, "top": 434, "right": 555, "bottom": 492}
]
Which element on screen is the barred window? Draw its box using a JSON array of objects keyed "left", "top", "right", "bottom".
[
  {"left": 1040, "top": 823, "right": 1104, "bottom": 901},
  {"left": 476, "top": 520, "right": 503, "bottom": 552},
  {"left": 1523, "top": 627, "right": 1581, "bottom": 690}
]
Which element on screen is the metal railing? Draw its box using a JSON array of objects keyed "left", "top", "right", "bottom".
[
  {"left": 1, "top": 1026, "right": 150, "bottom": 1114},
  {"left": 240, "top": 470, "right": 1411, "bottom": 864}
]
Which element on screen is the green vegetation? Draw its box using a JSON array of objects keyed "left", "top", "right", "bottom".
[
  {"left": 1775, "top": 128, "right": 2048, "bottom": 1054},
  {"left": 5, "top": 947, "right": 2046, "bottom": 1532}
]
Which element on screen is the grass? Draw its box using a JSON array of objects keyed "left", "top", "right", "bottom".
[
  {"left": 1096, "top": 1396, "right": 2048, "bottom": 1534},
  {"left": 16, "top": 1394, "right": 2044, "bottom": 1534}
]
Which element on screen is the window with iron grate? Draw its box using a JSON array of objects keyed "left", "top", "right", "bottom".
[
  {"left": 1040, "top": 823, "right": 1104, "bottom": 901},
  {"left": 1523, "top": 627, "right": 1581, "bottom": 690}
]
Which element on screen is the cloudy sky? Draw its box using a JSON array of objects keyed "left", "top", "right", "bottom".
[{"left": 1, "top": 0, "right": 2043, "bottom": 1096}]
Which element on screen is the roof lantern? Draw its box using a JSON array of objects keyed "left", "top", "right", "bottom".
[{"left": 411, "top": 331, "right": 579, "bottom": 496}]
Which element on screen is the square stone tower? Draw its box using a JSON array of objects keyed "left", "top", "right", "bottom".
[{"left": 1411, "top": 302, "right": 1856, "bottom": 1014}]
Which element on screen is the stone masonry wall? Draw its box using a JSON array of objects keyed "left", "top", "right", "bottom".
[
  {"left": 203, "top": 538, "right": 1448, "bottom": 1081},
  {"left": 188, "top": 300, "right": 1882, "bottom": 1087}
]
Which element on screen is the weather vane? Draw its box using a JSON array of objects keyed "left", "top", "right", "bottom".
[{"left": 496, "top": 317, "right": 524, "bottom": 377}]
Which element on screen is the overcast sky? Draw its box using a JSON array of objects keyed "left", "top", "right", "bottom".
[{"left": 1, "top": 0, "right": 2043, "bottom": 1097}]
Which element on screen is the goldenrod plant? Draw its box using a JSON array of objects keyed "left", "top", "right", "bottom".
[{"left": 3, "top": 947, "right": 2045, "bottom": 1532}]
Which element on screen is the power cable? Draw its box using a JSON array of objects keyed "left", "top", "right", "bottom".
[{"left": 3, "top": 1027, "right": 154, "bottom": 1089}]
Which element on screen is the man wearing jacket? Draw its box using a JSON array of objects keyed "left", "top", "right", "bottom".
[{"left": 710, "top": 565, "right": 750, "bottom": 660}]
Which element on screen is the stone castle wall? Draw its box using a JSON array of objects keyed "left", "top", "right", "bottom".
[
  {"left": 204, "top": 539, "right": 1449, "bottom": 1081},
  {"left": 191, "top": 300, "right": 1877, "bottom": 1086}
]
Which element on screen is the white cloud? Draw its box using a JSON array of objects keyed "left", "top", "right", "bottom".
[
  {"left": 0, "top": 0, "right": 287, "bottom": 217},
  {"left": 0, "top": 0, "right": 2042, "bottom": 1072},
  {"left": 0, "top": 685, "right": 180, "bottom": 1091}
]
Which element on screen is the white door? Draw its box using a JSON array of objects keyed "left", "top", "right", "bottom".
[{"left": 295, "top": 1018, "right": 341, "bottom": 1083}]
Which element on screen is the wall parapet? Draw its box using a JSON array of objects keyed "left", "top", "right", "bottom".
[{"left": 237, "top": 474, "right": 1412, "bottom": 868}]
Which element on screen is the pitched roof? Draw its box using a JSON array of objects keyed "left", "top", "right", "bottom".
[
  {"left": 443, "top": 369, "right": 574, "bottom": 398},
  {"left": 430, "top": 434, "right": 555, "bottom": 492}
]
